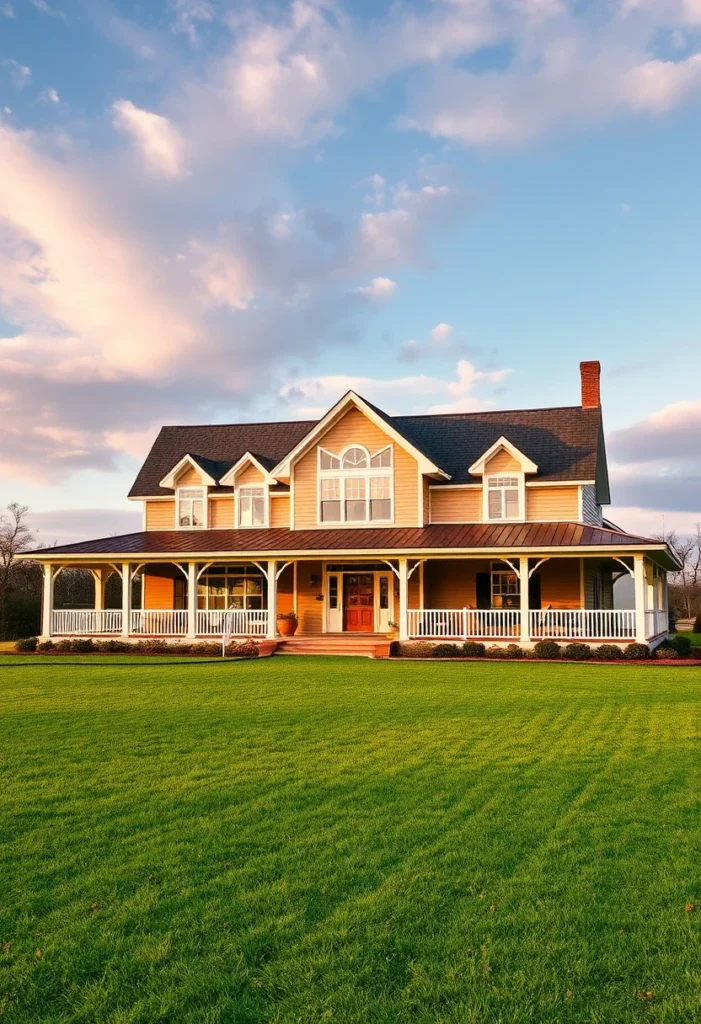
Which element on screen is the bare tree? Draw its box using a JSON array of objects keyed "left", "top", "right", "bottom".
[
  {"left": 0, "top": 503, "right": 35, "bottom": 639},
  {"left": 660, "top": 525, "right": 701, "bottom": 619}
]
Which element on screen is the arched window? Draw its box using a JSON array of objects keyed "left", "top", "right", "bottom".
[
  {"left": 318, "top": 445, "right": 393, "bottom": 524},
  {"left": 341, "top": 447, "right": 368, "bottom": 469}
]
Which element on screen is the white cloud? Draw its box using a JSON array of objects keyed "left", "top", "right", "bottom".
[
  {"left": 621, "top": 202, "right": 631, "bottom": 213},
  {"left": 431, "top": 322, "right": 453, "bottom": 344},
  {"left": 355, "top": 277, "right": 397, "bottom": 300},
  {"left": 113, "top": 100, "right": 186, "bottom": 179},
  {"left": 2, "top": 59, "right": 31, "bottom": 89},
  {"left": 1, "top": 4, "right": 15, "bottom": 18},
  {"left": 170, "top": 0, "right": 214, "bottom": 43},
  {"left": 0, "top": 125, "right": 198, "bottom": 379},
  {"left": 31, "top": 0, "right": 66, "bottom": 21},
  {"left": 625, "top": 54, "right": 701, "bottom": 114},
  {"left": 39, "top": 88, "right": 60, "bottom": 104},
  {"left": 280, "top": 359, "right": 511, "bottom": 417}
]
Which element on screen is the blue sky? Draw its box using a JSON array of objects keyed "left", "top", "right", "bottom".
[{"left": 0, "top": 0, "right": 700, "bottom": 544}]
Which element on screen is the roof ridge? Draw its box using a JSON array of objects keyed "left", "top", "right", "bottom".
[
  {"left": 160, "top": 418, "right": 319, "bottom": 430},
  {"left": 395, "top": 405, "right": 593, "bottom": 421}
]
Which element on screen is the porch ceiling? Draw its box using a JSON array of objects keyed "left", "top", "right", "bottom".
[{"left": 22, "top": 522, "right": 680, "bottom": 570}]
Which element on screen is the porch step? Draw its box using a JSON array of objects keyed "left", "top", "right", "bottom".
[{"left": 276, "top": 633, "right": 391, "bottom": 658}]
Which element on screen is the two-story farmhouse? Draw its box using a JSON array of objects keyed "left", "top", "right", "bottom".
[{"left": 28, "top": 361, "right": 678, "bottom": 653}]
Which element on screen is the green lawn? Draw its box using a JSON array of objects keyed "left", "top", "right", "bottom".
[
  {"left": 1, "top": 657, "right": 701, "bottom": 1023},
  {"left": 677, "top": 631, "right": 701, "bottom": 647}
]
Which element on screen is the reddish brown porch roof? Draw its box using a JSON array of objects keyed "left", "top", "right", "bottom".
[{"left": 26, "top": 521, "right": 678, "bottom": 566}]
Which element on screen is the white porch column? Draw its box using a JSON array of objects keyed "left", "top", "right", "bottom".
[
  {"left": 519, "top": 556, "right": 530, "bottom": 645},
  {"left": 267, "top": 560, "right": 278, "bottom": 639},
  {"left": 42, "top": 563, "right": 54, "bottom": 637},
  {"left": 187, "top": 563, "right": 197, "bottom": 638},
  {"left": 94, "top": 569, "right": 104, "bottom": 611},
  {"left": 633, "top": 553, "right": 647, "bottom": 643},
  {"left": 121, "top": 562, "right": 131, "bottom": 637},
  {"left": 398, "top": 558, "right": 409, "bottom": 641}
]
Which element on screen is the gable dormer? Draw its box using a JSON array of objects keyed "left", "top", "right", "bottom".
[
  {"left": 159, "top": 453, "right": 218, "bottom": 529},
  {"left": 271, "top": 391, "right": 448, "bottom": 529},
  {"left": 219, "top": 452, "right": 277, "bottom": 529},
  {"left": 468, "top": 437, "right": 537, "bottom": 523}
]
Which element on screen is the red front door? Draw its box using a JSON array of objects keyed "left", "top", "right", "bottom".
[{"left": 344, "top": 574, "right": 374, "bottom": 631}]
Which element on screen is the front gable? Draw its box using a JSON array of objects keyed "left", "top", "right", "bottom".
[{"left": 292, "top": 405, "right": 425, "bottom": 529}]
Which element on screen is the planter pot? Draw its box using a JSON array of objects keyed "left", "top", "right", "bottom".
[{"left": 277, "top": 618, "right": 298, "bottom": 637}]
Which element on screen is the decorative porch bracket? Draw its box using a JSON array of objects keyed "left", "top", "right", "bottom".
[{"left": 529, "top": 557, "right": 550, "bottom": 578}]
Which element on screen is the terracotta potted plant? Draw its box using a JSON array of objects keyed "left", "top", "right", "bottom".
[{"left": 277, "top": 610, "right": 298, "bottom": 637}]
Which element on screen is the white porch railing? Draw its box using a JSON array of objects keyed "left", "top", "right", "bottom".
[
  {"left": 645, "top": 609, "right": 668, "bottom": 638},
  {"left": 130, "top": 610, "right": 188, "bottom": 635},
  {"left": 52, "top": 609, "right": 122, "bottom": 634},
  {"left": 197, "top": 609, "right": 269, "bottom": 636},
  {"left": 407, "top": 609, "right": 521, "bottom": 639},
  {"left": 529, "top": 609, "right": 636, "bottom": 640}
]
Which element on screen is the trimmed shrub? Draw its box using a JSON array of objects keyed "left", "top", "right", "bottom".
[
  {"left": 462, "top": 641, "right": 485, "bottom": 657},
  {"left": 227, "top": 640, "right": 259, "bottom": 659},
  {"left": 562, "top": 642, "right": 592, "bottom": 661},
  {"left": 97, "top": 639, "right": 133, "bottom": 653},
  {"left": 533, "top": 640, "right": 561, "bottom": 660},
  {"left": 136, "top": 638, "right": 169, "bottom": 655},
  {"left": 504, "top": 643, "right": 524, "bottom": 659},
  {"left": 693, "top": 613, "right": 701, "bottom": 634},
  {"left": 54, "top": 639, "right": 74, "bottom": 652},
  {"left": 593, "top": 644, "right": 623, "bottom": 660},
  {"left": 189, "top": 642, "right": 222, "bottom": 657},
  {"left": 432, "top": 642, "right": 462, "bottom": 658},
  {"left": 15, "top": 636, "right": 38, "bottom": 652},
  {"left": 621, "top": 642, "right": 650, "bottom": 660},
  {"left": 70, "top": 638, "right": 96, "bottom": 653},
  {"left": 397, "top": 642, "right": 434, "bottom": 658},
  {"left": 671, "top": 635, "right": 692, "bottom": 657},
  {"left": 655, "top": 644, "right": 679, "bottom": 660},
  {"left": 37, "top": 640, "right": 54, "bottom": 652}
]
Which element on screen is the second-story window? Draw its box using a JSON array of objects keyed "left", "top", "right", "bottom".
[
  {"left": 318, "top": 444, "right": 393, "bottom": 524},
  {"left": 487, "top": 476, "right": 520, "bottom": 520},
  {"left": 238, "top": 486, "right": 266, "bottom": 527},
  {"left": 178, "top": 487, "right": 205, "bottom": 528}
]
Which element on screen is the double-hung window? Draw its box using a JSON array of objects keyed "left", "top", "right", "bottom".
[
  {"left": 491, "top": 562, "right": 520, "bottom": 609},
  {"left": 318, "top": 445, "right": 393, "bottom": 524},
  {"left": 177, "top": 487, "right": 205, "bottom": 528},
  {"left": 487, "top": 476, "right": 520, "bottom": 520},
  {"left": 238, "top": 486, "right": 266, "bottom": 527}
]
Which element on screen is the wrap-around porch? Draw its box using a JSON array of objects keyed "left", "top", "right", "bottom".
[{"left": 42, "top": 552, "right": 669, "bottom": 646}]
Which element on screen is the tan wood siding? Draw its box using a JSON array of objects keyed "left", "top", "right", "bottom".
[
  {"left": 485, "top": 450, "right": 520, "bottom": 474},
  {"left": 296, "top": 561, "right": 323, "bottom": 632},
  {"left": 292, "top": 406, "right": 419, "bottom": 528},
  {"left": 270, "top": 496, "right": 290, "bottom": 528},
  {"left": 176, "top": 465, "right": 204, "bottom": 486},
  {"left": 145, "top": 500, "right": 175, "bottom": 530},
  {"left": 424, "top": 559, "right": 492, "bottom": 609},
  {"left": 143, "top": 575, "right": 174, "bottom": 609},
  {"left": 209, "top": 497, "right": 234, "bottom": 529},
  {"left": 526, "top": 486, "right": 579, "bottom": 522},
  {"left": 539, "top": 559, "right": 581, "bottom": 608},
  {"left": 422, "top": 478, "right": 430, "bottom": 526},
  {"left": 409, "top": 572, "right": 421, "bottom": 610},
  {"left": 276, "top": 563, "right": 294, "bottom": 616},
  {"left": 236, "top": 464, "right": 265, "bottom": 486},
  {"left": 430, "top": 488, "right": 481, "bottom": 523}
]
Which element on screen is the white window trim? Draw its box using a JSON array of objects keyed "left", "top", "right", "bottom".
[
  {"left": 176, "top": 485, "right": 208, "bottom": 530},
  {"left": 317, "top": 444, "right": 394, "bottom": 526},
  {"left": 236, "top": 484, "right": 269, "bottom": 529},
  {"left": 483, "top": 473, "right": 525, "bottom": 523}
]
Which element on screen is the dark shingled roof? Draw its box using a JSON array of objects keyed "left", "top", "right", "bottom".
[
  {"left": 30, "top": 522, "right": 673, "bottom": 563},
  {"left": 129, "top": 402, "right": 609, "bottom": 500}
]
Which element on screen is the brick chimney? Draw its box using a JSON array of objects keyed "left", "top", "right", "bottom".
[{"left": 580, "top": 360, "right": 601, "bottom": 408}]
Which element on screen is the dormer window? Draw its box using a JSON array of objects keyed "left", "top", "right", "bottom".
[
  {"left": 487, "top": 476, "right": 520, "bottom": 520},
  {"left": 318, "top": 444, "right": 393, "bottom": 524},
  {"left": 177, "top": 487, "right": 206, "bottom": 528},
  {"left": 238, "top": 486, "right": 267, "bottom": 528}
]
